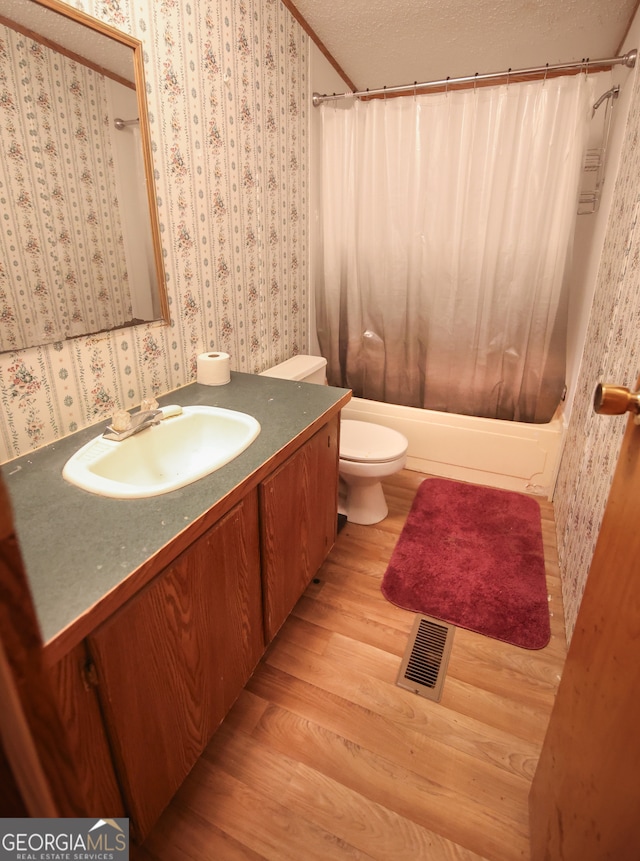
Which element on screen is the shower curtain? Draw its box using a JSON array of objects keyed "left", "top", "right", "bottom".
[{"left": 316, "top": 74, "right": 598, "bottom": 422}]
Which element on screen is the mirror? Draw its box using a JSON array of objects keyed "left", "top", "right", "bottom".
[{"left": 0, "top": 0, "right": 168, "bottom": 352}]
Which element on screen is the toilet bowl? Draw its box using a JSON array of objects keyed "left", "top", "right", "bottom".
[
  {"left": 338, "top": 419, "right": 408, "bottom": 524},
  {"left": 260, "top": 355, "right": 409, "bottom": 525}
]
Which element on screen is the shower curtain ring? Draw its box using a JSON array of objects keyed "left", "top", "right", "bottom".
[
  {"left": 543, "top": 63, "right": 548, "bottom": 85},
  {"left": 507, "top": 67, "right": 511, "bottom": 87},
  {"left": 474, "top": 72, "right": 478, "bottom": 93},
  {"left": 445, "top": 75, "right": 450, "bottom": 97}
]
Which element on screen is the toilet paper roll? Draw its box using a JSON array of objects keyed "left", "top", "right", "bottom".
[{"left": 196, "top": 351, "right": 231, "bottom": 386}]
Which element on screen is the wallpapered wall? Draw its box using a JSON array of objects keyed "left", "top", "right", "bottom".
[
  {"left": 0, "top": 0, "right": 308, "bottom": 462},
  {"left": 554, "top": 65, "right": 640, "bottom": 642},
  {"left": 0, "top": 25, "right": 133, "bottom": 351}
]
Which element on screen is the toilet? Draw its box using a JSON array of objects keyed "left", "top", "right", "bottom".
[{"left": 261, "top": 356, "right": 409, "bottom": 525}]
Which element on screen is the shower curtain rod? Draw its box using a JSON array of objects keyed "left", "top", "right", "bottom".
[
  {"left": 311, "top": 49, "right": 638, "bottom": 107},
  {"left": 114, "top": 117, "right": 139, "bottom": 129}
]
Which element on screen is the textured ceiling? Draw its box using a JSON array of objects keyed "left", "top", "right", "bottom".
[
  {"left": 3, "top": 0, "right": 136, "bottom": 82},
  {"left": 293, "top": 0, "right": 639, "bottom": 92}
]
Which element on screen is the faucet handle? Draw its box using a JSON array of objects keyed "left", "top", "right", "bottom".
[
  {"left": 140, "top": 396, "right": 159, "bottom": 412},
  {"left": 111, "top": 409, "right": 132, "bottom": 432}
]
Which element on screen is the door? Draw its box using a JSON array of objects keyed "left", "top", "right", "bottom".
[
  {"left": 260, "top": 417, "right": 340, "bottom": 642},
  {"left": 529, "top": 381, "right": 640, "bottom": 860},
  {"left": 88, "top": 493, "right": 263, "bottom": 839}
]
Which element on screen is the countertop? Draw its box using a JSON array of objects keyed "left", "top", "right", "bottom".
[{"left": 2, "top": 372, "right": 350, "bottom": 653}]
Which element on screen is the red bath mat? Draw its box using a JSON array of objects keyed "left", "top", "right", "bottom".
[{"left": 381, "top": 478, "right": 550, "bottom": 649}]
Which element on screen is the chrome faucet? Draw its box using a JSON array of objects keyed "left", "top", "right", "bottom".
[{"left": 103, "top": 408, "right": 163, "bottom": 441}]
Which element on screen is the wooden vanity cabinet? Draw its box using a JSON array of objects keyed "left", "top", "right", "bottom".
[
  {"left": 260, "top": 416, "right": 340, "bottom": 642},
  {"left": 86, "top": 490, "right": 263, "bottom": 839},
  {"left": 39, "top": 413, "right": 342, "bottom": 839}
]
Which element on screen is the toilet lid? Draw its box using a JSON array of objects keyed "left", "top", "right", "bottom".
[{"left": 340, "top": 419, "right": 408, "bottom": 463}]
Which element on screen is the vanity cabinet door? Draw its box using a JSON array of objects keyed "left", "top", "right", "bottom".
[
  {"left": 49, "top": 642, "right": 126, "bottom": 818},
  {"left": 260, "top": 416, "right": 340, "bottom": 642},
  {"left": 86, "top": 491, "right": 263, "bottom": 840}
]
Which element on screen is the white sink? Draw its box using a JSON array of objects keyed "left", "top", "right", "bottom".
[{"left": 62, "top": 406, "right": 261, "bottom": 498}]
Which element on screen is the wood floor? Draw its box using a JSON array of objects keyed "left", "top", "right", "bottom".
[{"left": 133, "top": 470, "right": 566, "bottom": 861}]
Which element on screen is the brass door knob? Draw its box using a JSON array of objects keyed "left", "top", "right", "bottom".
[{"left": 593, "top": 383, "right": 640, "bottom": 415}]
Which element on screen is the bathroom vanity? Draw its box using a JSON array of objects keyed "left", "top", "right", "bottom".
[{"left": 2, "top": 372, "right": 350, "bottom": 839}]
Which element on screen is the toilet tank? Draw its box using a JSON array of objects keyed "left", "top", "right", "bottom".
[{"left": 259, "top": 355, "right": 327, "bottom": 385}]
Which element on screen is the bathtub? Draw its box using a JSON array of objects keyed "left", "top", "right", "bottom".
[{"left": 340, "top": 397, "right": 566, "bottom": 499}]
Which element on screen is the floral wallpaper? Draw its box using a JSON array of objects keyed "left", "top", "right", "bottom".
[
  {"left": 0, "top": 24, "right": 133, "bottom": 352},
  {"left": 554, "top": 66, "right": 640, "bottom": 642},
  {"left": 0, "top": 0, "right": 307, "bottom": 461}
]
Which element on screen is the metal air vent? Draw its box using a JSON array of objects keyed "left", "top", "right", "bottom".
[{"left": 396, "top": 615, "right": 455, "bottom": 702}]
